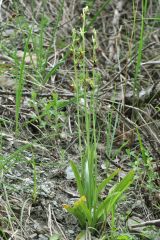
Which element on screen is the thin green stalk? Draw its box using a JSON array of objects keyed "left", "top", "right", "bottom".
[
  {"left": 133, "top": 0, "right": 148, "bottom": 101},
  {"left": 15, "top": 28, "right": 32, "bottom": 134},
  {"left": 72, "top": 29, "right": 82, "bottom": 159},
  {"left": 86, "top": 0, "right": 112, "bottom": 31}
]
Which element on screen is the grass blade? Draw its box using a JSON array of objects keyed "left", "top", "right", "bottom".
[
  {"left": 96, "top": 170, "right": 134, "bottom": 220},
  {"left": 15, "top": 29, "right": 32, "bottom": 134},
  {"left": 70, "top": 160, "right": 83, "bottom": 196},
  {"left": 97, "top": 169, "right": 120, "bottom": 195}
]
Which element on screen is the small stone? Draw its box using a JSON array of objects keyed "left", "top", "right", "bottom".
[
  {"left": 65, "top": 166, "right": 75, "bottom": 180},
  {"left": 68, "top": 230, "right": 74, "bottom": 234},
  {"left": 30, "top": 233, "right": 37, "bottom": 238},
  {"left": 38, "top": 234, "right": 48, "bottom": 240}
]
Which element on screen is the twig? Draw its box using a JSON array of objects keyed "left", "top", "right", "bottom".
[
  {"left": 141, "top": 60, "right": 160, "bottom": 66},
  {"left": 99, "top": 42, "right": 157, "bottom": 93},
  {"left": 105, "top": 153, "right": 128, "bottom": 172},
  {"left": 51, "top": 207, "right": 68, "bottom": 240},
  {"left": 0, "top": 89, "right": 74, "bottom": 98},
  {"left": 131, "top": 219, "right": 160, "bottom": 228}
]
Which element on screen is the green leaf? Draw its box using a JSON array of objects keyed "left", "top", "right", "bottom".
[
  {"left": 96, "top": 170, "right": 134, "bottom": 220},
  {"left": 79, "top": 201, "right": 92, "bottom": 225},
  {"left": 64, "top": 205, "right": 85, "bottom": 227},
  {"left": 95, "top": 193, "right": 114, "bottom": 220},
  {"left": 117, "top": 235, "right": 132, "bottom": 240},
  {"left": 49, "top": 233, "right": 61, "bottom": 240},
  {"left": 110, "top": 170, "right": 134, "bottom": 195},
  {"left": 97, "top": 169, "right": 120, "bottom": 195},
  {"left": 44, "top": 60, "right": 64, "bottom": 84},
  {"left": 70, "top": 160, "right": 83, "bottom": 195},
  {"left": 136, "top": 129, "right": 147, "bottom": 164},
  {"left": 75, "top": 231, "right": 86, "bottom": 240},
  {"left": 86, "top": 0, "right": 112, "bottom": 31}
]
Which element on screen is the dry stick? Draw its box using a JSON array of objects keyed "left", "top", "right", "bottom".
[
  {"left": 0, "top": 43, "right": 157, "bottom": 99},
  {"left": 0, "top": 89, "right": 74, "bottom": 98},
  {"left": 131, "top": 219, "right": 160, "bottom": 228},
  {"left": 57, "top": 14, "right": 79, "bottom": 29},
  {"left": 0, "top": 0, "right": 2, "bottom": 21},
  {"left": 1, "top": 131, "right": 50, "bottom": 152},
  {"left": 105, "top": 152, "right": 128, "bottom": 172},
  {"left": 110, "top": 101, "right": 160, "bottom": 146},
  {"left": 1, "top": 80, "right": 159, "bottom": 102},
  {"left": 141, "top": 60, "right": 160, "bottom": 66},
  {"left": 51, "top": 208, "right": 68, "bottom": 240},
  {"left": 99, "top": 96, "right": 160, "bottom": 144},
  {"left": 48, "top": 204, "right": 53, "bottom": 236},
  {"left": 99, "top": 41, "right": 157, "bottom": 94}
]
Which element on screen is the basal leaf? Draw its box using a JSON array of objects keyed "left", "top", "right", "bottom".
[
  {"left": 70, "top": 160, "right": 83, "bottom": 195},
  {"left": 96, "top": 170, "right": 134, "bottom": 220},
  {"left": 97, "top": 169, "right": 120, "bottom": 195}
]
